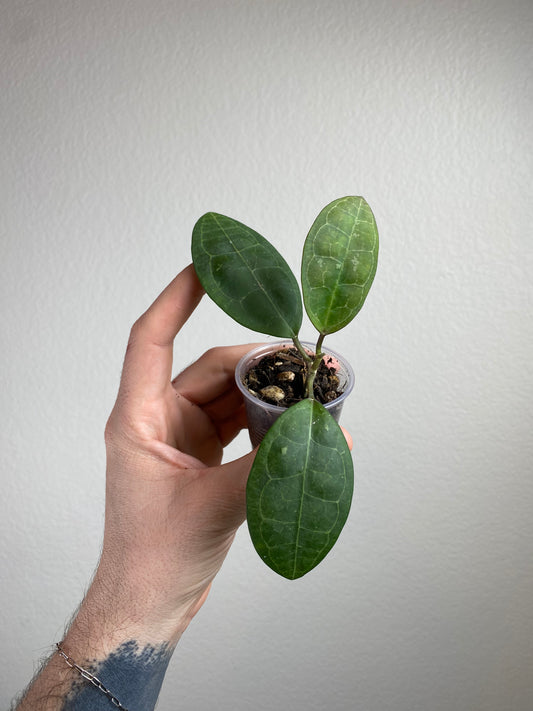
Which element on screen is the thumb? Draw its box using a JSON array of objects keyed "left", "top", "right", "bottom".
[{"left": 209, "top": 449, "right": 257, "bottom": 527}]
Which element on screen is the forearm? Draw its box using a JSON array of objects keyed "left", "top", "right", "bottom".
[
  {"left": 15, "top": 639, "right": 172, "bottom": 711},
  {"left": 14, "top": 558, "right": 199, "bottom": 711}
]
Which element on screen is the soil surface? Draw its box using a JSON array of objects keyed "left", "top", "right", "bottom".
[{"left": 242, "top": 347, "right": 343, "bottom": 407}]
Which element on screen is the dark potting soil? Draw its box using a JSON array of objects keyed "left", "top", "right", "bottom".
[{"left": 242, "top": 347, "right": 343, "bottom": 407}]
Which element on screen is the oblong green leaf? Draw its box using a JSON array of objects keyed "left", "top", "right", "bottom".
[
  {"left": 192, "top": 212, "right": 302, "bottom": 338},
  {"left": 246, "top": 399, "right": 354, "bottom": 579},
  {"left": 302, "top": 196, "right": 379, "bottom": 335}
]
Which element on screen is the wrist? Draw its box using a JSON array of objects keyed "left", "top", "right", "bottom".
[{"left": 65, "top": 557, "right": 201, "bottom": 658}]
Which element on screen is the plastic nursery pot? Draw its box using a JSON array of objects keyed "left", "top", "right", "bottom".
[{"left": 235, "top": 341, "right": 355, "bottom": 448}]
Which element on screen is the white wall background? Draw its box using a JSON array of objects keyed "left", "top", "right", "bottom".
[{"left": 1, "top": 1, "right": 532, "bottom": 709}]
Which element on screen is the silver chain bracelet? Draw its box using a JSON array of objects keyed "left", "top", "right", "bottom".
[{"left": 56, "top": 643, "right": 129, "bottom": 710}]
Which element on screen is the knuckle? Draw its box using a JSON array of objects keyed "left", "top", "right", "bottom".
[
  {"left": 104, "top": 408, "right": 136, "bottom": 456},
  {"left": 128, "top": 315, "right": 146, "bottom": 343},
  {"left": 104, "top": 412, "right": 118, "bottom": 446},
  {"left": 203, "top": 345, "right": 226, "bottom": 361}
]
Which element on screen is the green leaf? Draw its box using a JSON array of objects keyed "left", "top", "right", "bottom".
[
  {"left": 246, "top": 399, "right": 354, "bottom": 579},
  {"left": 302, "top": 196, "right": 379, "bottom": 335},
  {"left": 192, "top": 212, "right": 302, "bottom": 338}
]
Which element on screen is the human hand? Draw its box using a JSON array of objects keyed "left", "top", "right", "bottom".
[{"left": 76, "top": 264, "right": 259, "bottom": 649}]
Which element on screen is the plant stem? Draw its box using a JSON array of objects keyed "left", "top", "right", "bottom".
[
  {"left": 305, "top": 333, "right": 326, "bottom": 399},
  {"left": 315, "top": 332, "right": 326, "bottom": 357},
  {"left": 292, "top": 335, "right": 312, "bottom": 364},
  {"left": 292, "top": 334, "right": 327, "bottom": 400}
]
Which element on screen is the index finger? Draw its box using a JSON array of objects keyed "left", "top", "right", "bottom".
[
  {"left": 172, "top": 343, "right": 264, "bottom": 405},
  {"left": 119, "top": 264, "right": 205, "bottom": 398}
]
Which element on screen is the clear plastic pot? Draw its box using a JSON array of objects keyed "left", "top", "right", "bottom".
[{"left": 235, "top": 341, "right": 355, "bottom": 447}]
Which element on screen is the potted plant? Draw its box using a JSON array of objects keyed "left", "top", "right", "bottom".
[{"left": 191, "top": 196, "right": 379, "bottom": 579}]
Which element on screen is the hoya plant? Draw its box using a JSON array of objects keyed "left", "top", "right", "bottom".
[{"left": 191, "top": 196, "right": 379, "bottom": 579}]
